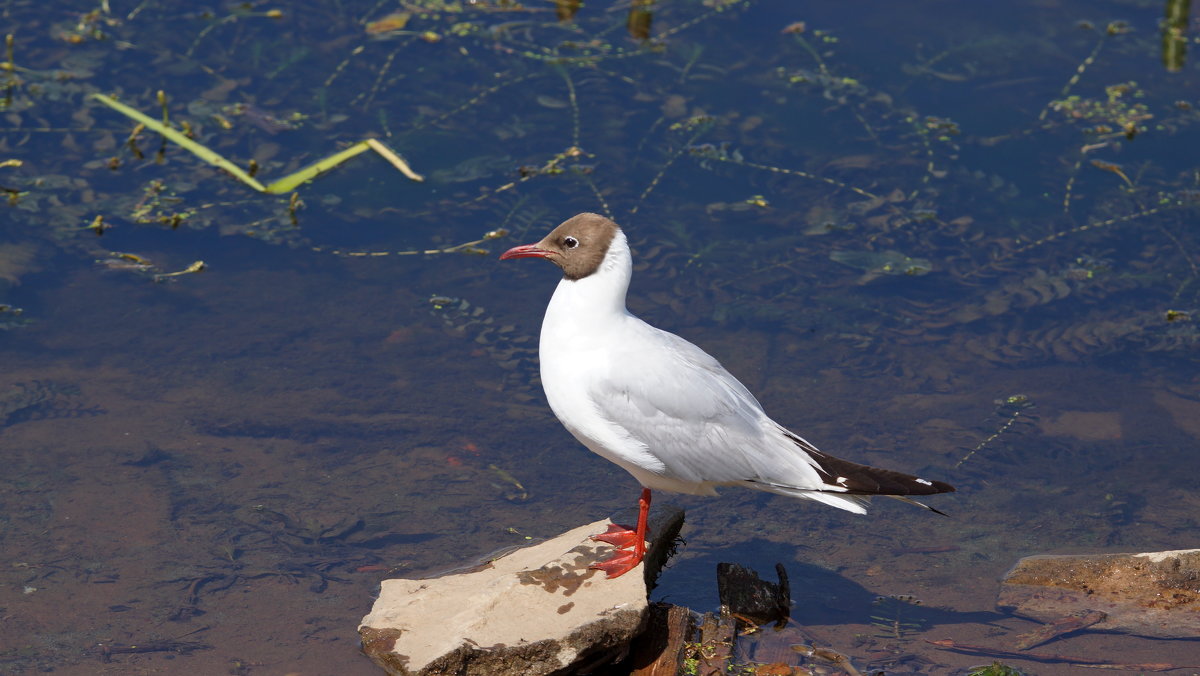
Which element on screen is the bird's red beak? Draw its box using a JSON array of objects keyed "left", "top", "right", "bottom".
[{"left": 500, "top": 243, "right": 554, "bottom": 260}]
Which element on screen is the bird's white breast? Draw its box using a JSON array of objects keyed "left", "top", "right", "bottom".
[
  {"left": 536, "top": 258, "right": 700, "bottom": 490},
  {"left": 532, "top": 228, "right": 827, "bottom": 496}
]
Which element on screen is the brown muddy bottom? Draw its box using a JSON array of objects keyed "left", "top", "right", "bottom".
[
  {"left": 3, "top": 261, "right": 1200, "bottom": 675},
  {"left": 0, "top": 250, "right": 1197, "bottom": 676}
]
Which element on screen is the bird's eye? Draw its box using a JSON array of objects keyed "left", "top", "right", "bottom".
[{"left": 563, "top": 236, "right": 579, "bottom": 249}]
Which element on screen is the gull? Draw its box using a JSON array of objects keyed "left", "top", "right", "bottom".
[{"left": 500, "top": 213, "right": 954, "bottom": 578}]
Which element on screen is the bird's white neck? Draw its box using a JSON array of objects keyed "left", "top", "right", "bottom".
[{"left": 544, "top": 229, "right": 632, "bottom": 334}]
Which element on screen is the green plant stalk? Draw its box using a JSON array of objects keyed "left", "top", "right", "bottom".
[
  {"left": 263, "top": 140, "right": 371, "bottom": 193},
  {"left": 92, "top": 92, "right": 268, "bottom": 192},
  {"left": 92, "top": 93, "right": 409, "bottom": 195}
]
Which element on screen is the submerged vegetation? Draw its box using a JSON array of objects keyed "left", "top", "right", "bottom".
[
  {"left": 965, "top": 663, "right": 1029, "bottom": 676},
  {"left": 1, "top": 3, "right": 1197, "bottom": 364}
]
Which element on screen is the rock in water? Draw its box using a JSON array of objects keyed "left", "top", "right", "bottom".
[
  {"left": 359, "top": 508, "right": 684, "bottom": 675},
  {"left": 998, "top": 548, "right": 1200, "bottom": 639}
]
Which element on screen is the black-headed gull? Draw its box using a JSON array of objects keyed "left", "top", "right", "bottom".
[{"left": 501, "top": 213, "right": 954, "bottom": 578}]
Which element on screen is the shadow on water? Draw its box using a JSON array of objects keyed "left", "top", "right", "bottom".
[{"left": 658, "top": 536, "right": 1004, "bottom": 631}]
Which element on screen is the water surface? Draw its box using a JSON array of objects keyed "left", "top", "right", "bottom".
[{"left": 2, "top": 1, "right": 1199, "bottom": 673}]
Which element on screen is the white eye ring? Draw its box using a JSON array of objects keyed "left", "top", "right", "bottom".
[{"left": 563, "top": 236, "right": 579, "bottom": 249}]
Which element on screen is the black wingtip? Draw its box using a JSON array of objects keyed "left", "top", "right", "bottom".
[
  {"left": 783, "top": 430, "right": 956, "bottom": 497},
  {"left": 923, "top": 478, "right": 956, "bottom": 495}
]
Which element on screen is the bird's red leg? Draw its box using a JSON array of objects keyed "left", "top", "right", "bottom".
[{"left": 590, "top": 488, "right": 651, "bottom": 579}]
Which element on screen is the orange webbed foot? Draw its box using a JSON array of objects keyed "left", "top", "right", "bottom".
[
  {"left": 589, "top": 548, "right": 642, "bottom": 579},
  {"left": 590, "top": 522, "right": 641, "bottom": 549}
]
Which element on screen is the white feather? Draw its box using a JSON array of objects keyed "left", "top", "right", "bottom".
[{"left": 538, "top": 230, "right": 864, "bottom": 513}]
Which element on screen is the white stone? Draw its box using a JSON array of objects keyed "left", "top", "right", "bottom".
[
  {"left": 1133, "top": 548, "right": 1200, "bottom": 563},
  {"left": 359, "top": 509, "right": 683, "bottom": 676}
]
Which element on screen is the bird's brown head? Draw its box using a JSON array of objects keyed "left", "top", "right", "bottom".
[{"left": 499, "top": 213, "right": 619, "bottom": 281}]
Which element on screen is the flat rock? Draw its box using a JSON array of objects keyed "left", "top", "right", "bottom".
[
  {"left": 359, "top": 507, "right": 684, "bottom": 675},
  {"left": 998, "top": 548, "right": 1200, "bottom": 639}
]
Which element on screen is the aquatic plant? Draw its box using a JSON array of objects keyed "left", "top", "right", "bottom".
[
  {"left": 869, "top": 594, "right": 925, "bottom": 640},
  {"left": 965, "top": 662, "right": 1028, "bottom": 676}
]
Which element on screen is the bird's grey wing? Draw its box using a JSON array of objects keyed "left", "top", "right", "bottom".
[{"left": 588, "top": 321, "right": 825, "bottom": 487}]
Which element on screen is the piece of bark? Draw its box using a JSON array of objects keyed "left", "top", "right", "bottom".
[{"left": 628, "top": 602, "right": 697, "bottom": 676}]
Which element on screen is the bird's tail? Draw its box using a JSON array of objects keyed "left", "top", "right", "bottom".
[
  {"left": 782, "top": 429, "right": 955, "bottom": 495},
  {"left": 766, "top": 428, "right": 955, "bottom": 514},
  {"left": 746, "top": 482, "right": 871, "bottom": 514},
  {"left": 744, "top": 473, "right": 952, "bottom": 516},
  {"left": 885, "top": 494, "right": 950, "bottom": 516}
]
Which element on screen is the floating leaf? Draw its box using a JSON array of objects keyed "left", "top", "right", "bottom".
[{"left": 366, "top": 12, "right": 411, "bottom": 35}]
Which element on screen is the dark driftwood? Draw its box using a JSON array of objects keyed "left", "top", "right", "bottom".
[
  {"left": 717, "top": 562, "right": 791, "bottom": 627},
  {"left": 627, "top": 561, "right": 794, "bottom": 675},
  {"left": 627, "top": 603, "right": 694, "bottom": 676}
]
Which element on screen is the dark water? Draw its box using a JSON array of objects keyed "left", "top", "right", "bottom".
[{"left": 2, "top": 1, "right": 1199, "bottom": 673}]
